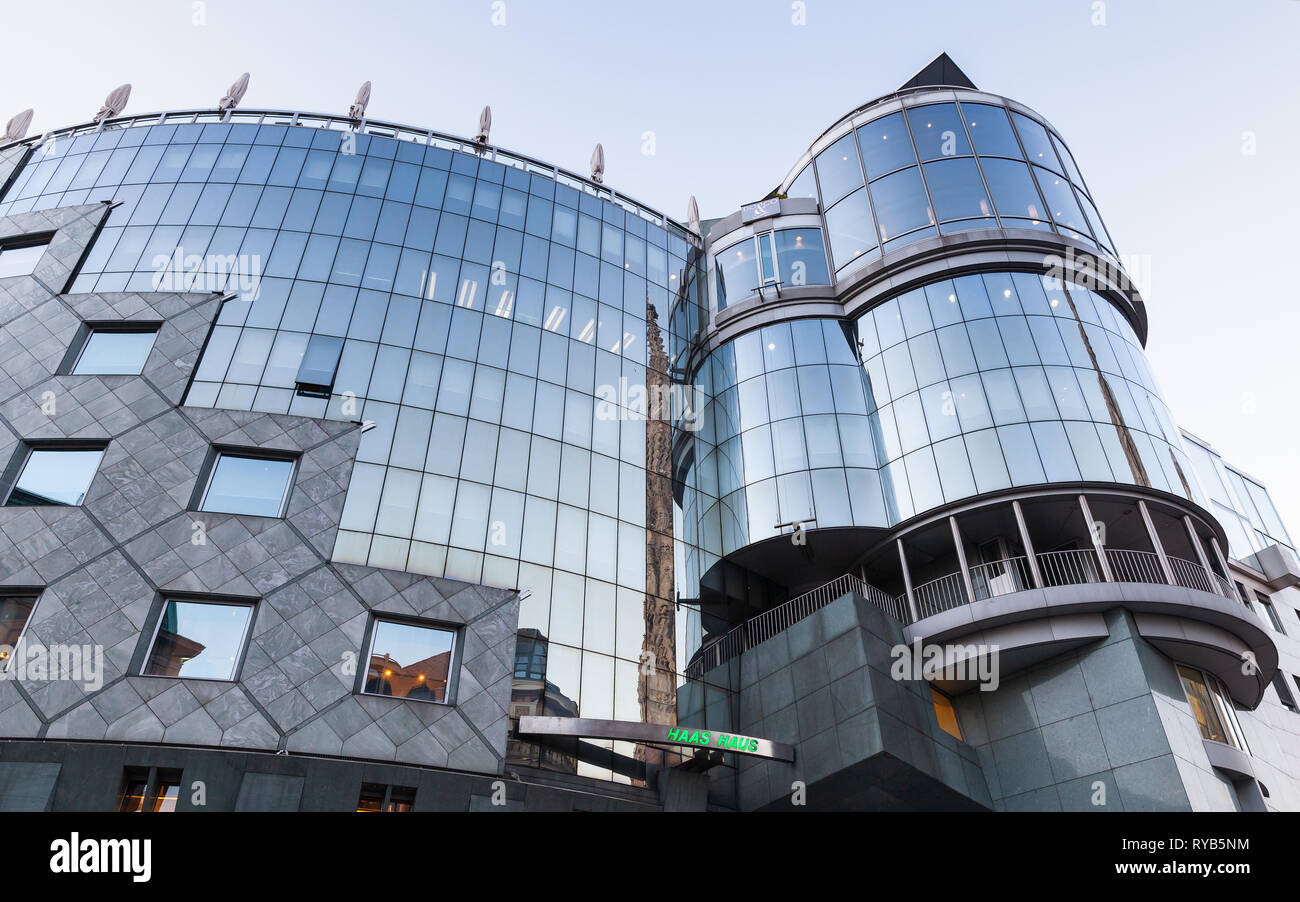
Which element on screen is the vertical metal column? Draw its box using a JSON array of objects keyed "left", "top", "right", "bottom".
[{"left": 1013, "top": 500, "right": 1044, "bottom": 589}]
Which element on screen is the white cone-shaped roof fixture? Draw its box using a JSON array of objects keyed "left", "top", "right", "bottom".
[
  {"left": 475, "top": 106, "right": 492, "bottom": 144},
  {"left": 348, "top": 81, "right": 371, "bottom": 120},
  {"left": 687, "top": 195, "right": 701, "bottom": 236},
  {"left": 218, "top": 72, "right": 250, "bottom": 112},
  {"left": 590, "top": 143, "right": 605, "bottom": 184},
  {"left": 4, "top": 109, "right": 34, "bottom": 142},
  {"left": 94, "top": 84, "right": 131, "bottom": 123}
]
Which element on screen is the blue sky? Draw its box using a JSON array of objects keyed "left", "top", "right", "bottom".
[{"left": 4, "top": 0, "right": 1300, "bottom": 537}]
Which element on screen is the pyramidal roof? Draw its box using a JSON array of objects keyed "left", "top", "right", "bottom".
[{"left": 898, "top": 53, "right": 977, "bottom": 91}]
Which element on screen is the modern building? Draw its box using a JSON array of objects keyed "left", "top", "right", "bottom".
[{"left": 0, "top": 54, "right": 1296, "bottom": 812}]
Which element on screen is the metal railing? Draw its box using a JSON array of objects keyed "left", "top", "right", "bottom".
[
  {"left": 910, "top": 571, "right": 968, "bottom": 620},
  {"left": 683, "top": 543, "right": 1240, "bottom": 678},
  {"left": 1036, "top": 548, "right": 1102, "bottom": 587},
  {"left": 969, "top": 556, "right": 1035, "bottom": 601},
  {"left": 683, "top": 572, "right": 900, "bottom": 680},
  {"left": 1105, "top": 548, "right": 1165, "bottom": 585}
]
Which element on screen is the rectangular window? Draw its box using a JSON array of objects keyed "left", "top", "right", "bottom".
[
  {"left": 116, "top": 767, "right": 182, "bottom": 812},
  {"left": 1177, "top": 664, "right": 1248, "bottom": 750},
  {"left": 1234, "top": 581, "right": 1253, "bottom": 609},
  {"left": 364, "top": 618, "right": 457, "bottom": 703},
  {"left": 72, "top": 327, "right": 158, "bottom": 375},
  {"left": 1274, "top": 672, "right": 1299, "bottom": 713},
  {"left": 1257, "top": 593, "right": 1286, "bottom": 634},
  {"left": 0, "top": 595, "right": 36, "bottom": 662},
  {"left": 295, "top": 333, "right": 344, "bottom": 397},
  {"left": 356, "top": 783, "right": 416, "bottom": 812},
  {"left": 0, "top": 238, "right": 50, "bottom": 279},
  {"left": 143, "top": 598, "right": 254, "bottom": 681},
  {"left": 199, "top": 452, "right": 296, "bottom": 517},
  {"left": 5, "top": 445, "right": 105, "bottom": 507}
]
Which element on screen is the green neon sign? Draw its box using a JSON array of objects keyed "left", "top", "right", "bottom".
[{"left": 664, "top": 727, "right": 760, "bottom": 754}]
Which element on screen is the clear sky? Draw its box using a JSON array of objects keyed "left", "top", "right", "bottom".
[{"left": 4, "top": 0, "right": 1299, "bottom": 540}]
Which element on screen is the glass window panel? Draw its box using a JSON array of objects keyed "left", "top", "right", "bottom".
[
  {"left": 868, "top": 167, "right": 932, "bottom": 242},
  {"left": 774, "top": 229, "right": 831, "bottom": 288},
  {"left": 814, "top": 132, "right": 865, "bottom": 205},
  {"left": 716, "top": 238, "right": 758, "bottom": 309},
  {"left": 857, "top": 113, "right": 917, "bottom": 179},
  {"left": 72, "top": 329, "right": 157, "bottom": 375},
  {"left": 980, "top": 158, "right": 1045, "bottom": 223},
  {"left": 965, "top": 429, "right": 1011, "bottom": 492},
  {"left": 962, "top": 103, "right": 1021, "bottom": 157},
  {"left": 823, "top": 188, "right": 877, "bottom": 271},
  {"left": 1030, "top": 420, "right": 1081, "bottom": 481},
  {"left": 997, "top": 423, "right": 1047, "bottom": 486},
  {"left": 201, "top": 454, "right": 295, "bottom": 517},
  {"left": 922, "top": 159, "right": 993, "bottom": 222},
  {"left": 1033, "top": 166, "right": 1091, "bottom": 237},
  {"left": 787, "top": 166, "right": 817, "bottom": 200},
  {"left": 8, "top": 448, "right": 104, "bottom": 506},
  {"left": 907, "top": 104, "right": 971, "bottom": 161},
  {"left": 145, "top": 600, "right": 252, "bottom": 681},
  {"left": 1011, "top": 112, "right": 1063, "bottom": 174},
  {"left": 0, "top": 241, "right": 48, "bottom": 278},
  {"left": 365, "top": 620, "right": 455, "bottom": 702}
]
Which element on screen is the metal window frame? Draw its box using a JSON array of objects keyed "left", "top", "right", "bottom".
[
  {"left": 137, "top": 593, "right": 259, "bottom": 683},
  {"left": 193, "top": 446, "right": 299, "bottom": 519},
  {"left": 66, "top": 321, "right": 162, "bottom": 376},
  {"left": 1, "top": 439, "right": 109, "bottom": 507},
  {"left": 358, "top": 613, "right": 462, "bottom": 706}
]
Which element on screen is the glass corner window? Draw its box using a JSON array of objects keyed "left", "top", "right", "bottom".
[
  {"left": 144, "top": 599, "right": 254, "bottom": 681},
  {"left": 72, "top": 327, "right": 159, "bottom": 375},
  {"left": 364, "top": 618, "right": 457, "bottom": 703},
  {"left": 199, "top": 452, "right": 296, "bottom": 517},
  {"left": 6, "top": 446, "right": 105, "bottom": 507},
  {"left": 715, "top": 238, "right": 759, "bottom": 311},
  {"left": 0, "top": 238, "right": 50, "bottom": 279}
]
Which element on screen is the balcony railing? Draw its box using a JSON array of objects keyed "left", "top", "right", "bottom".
[
  {"left": 683, "top": 544, "right": 1241, "bottom": 680},
  {"left": 683, "top": 572, "right": 901, "bottom": 680}
]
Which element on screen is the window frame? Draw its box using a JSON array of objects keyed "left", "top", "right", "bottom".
[
  {"left": 138, "top": 594, "right": 258, "bottom": 683},
  {"left": 0, "top": 234, "right": 53, "bottom": 279},
  {"left": 2, "top": 440, "right": 108, "bottom": 508},
  {"left": 116, "top": 766, "right": 183, "bottom": 813},
  {"left": 1255, "top": 592, "right": 1286, "bottom": 635},
  {"left": 1176, "top": 663, "right": 1249, "bottom": 752},
  {"left": 66, "top": 322, "right": 161, "bottom": 376},
  {"left": 359, "top": 614, "right": 461, "bottom": 706},
  {"left": 194, "top": 447, "right": 298, "bottom": 519},
  {"left": 0, "top": 588, "right": 40, "bottom": 675}
]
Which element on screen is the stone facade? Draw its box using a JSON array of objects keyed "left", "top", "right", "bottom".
[{"left": 0, "top": 201, "right": 520, "bottom": 785}]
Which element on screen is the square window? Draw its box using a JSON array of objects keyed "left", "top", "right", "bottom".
[
  {"left": 72, "top": 328, "right": 158, "bottom": 375},
  {"left": 364, "top": 618, "right": 457, "bottom": 702},
  {"left": 0, "top": 239, "right": 50, "bottom": 279},
  {"left": 6, "top": 446, "right": 105, "bottom": 506},
  {"left": 143, "top": 599, "right": 254, "bottom": 681},
  {"left": 199, "top": 452, "right": 296, "bottom": 517}
]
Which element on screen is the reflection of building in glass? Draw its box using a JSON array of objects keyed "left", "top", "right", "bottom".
[
  {"left": 365, "top": 651, "right": 451, "bottom": 701},
  {"left": 0, "top": 51, "right": 1298, "bottom": 811}
]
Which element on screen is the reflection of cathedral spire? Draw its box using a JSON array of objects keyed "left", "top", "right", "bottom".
[{"left": 640, "top": 299, "right": 677, "bottom": 759}]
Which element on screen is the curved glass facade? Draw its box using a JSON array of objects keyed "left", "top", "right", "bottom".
[
  {"left": 676, "top": 271, "right": 1199, "bottom": 598},
  {"left": 0, "top": 118, "right": 717, "bottom": 781},
  {"left": 714, "top": 226, "right": 831, "bottom": 309},
  {"left": 785, "top": 100, "right": 1115, "bottom": 277}
]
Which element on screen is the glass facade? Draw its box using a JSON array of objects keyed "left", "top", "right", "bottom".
[
  {"left": 0, "top": 116, "right": 721, "bottom": 784},
  {"left": 786, "top": 100, "right": 1114, "bottom": 278},
  {"left": 1182, "top": 432, "right": 1297, "bottom": 561},
  {"left": 675, "top": 271, "right": 1199, "bottom": 606}
]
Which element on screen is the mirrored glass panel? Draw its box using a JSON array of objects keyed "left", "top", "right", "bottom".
[
  {"left": 144, "top": 599, "right": 253, "bottom": 680},
  {"left": 0, "top": 240, "right": 48, "bottom": 278},
  {"left": 365, "top": 618, "right": 456, "bottom": 701},
  {"left": 7, "top": 447, "right": 104, "bottom": 506},
  {"left": 72, "top": 328, "right": 158, "bottom": 375},
  {"left": 200, "top": 453, "right": 295, "bottom": 517}
]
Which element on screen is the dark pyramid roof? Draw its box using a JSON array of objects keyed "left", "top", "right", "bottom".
[{"left": 899, "top": 53, "right": 977, "bottom": 91}]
